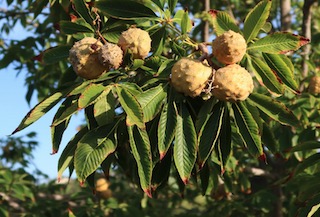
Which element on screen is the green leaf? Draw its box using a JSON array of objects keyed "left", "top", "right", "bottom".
[
  {"left": 115, "top": 85, "right": 145, "bottom": 128},
  {"left": 94, "top": 91, "right": 115, "bottom": 126},
  {"left": 75, "top": 124, "right": 117, "bottom": 182},
  {"left": 243, "top": 0, "right": 272, "bottom": 43},
  {"left": 58, "top": 127, "right": 88, "bottom": 179},
  {"left": 51, "top": 97, "right": 73, "bottom": 154},
  {"left": 168, "top": 0, "right": 178, "bottom": 14},
  {"left": 42, "top": 45, "right": 72, "bottom": 65},
  {"left": 295, "top": 153, "right": 320, "bottom": 174},
  {"left": 198, "top": 101, "right": 224, "bottom": 168},
  {"left": 263, "top": 53, "right": 299, "bottom": 92},
  {"left": 291, "top": 141, "right": 320, "bottom": 152},
  {"left": 261, "top": 123, "right": 279, "bottom": 153},
  {"left": 150, "top": 26, "right": 166, "bottom": 56},
  {"left": 158, "top": 91, "right": 177, "bottom": 159},
  {"left": 208, "top": 9, "right": 240, "bottom": 36},
  {"left": 137, "top": 84, "right": 167, "bottom": 122},
  {"left": 95, "top": 0, "right": 158, "bottom": 20},
  {"left": 248, "top": 32, "right": 310, "bottom": 54},
  {"left": 127, "top": 125, "right": 152, "bottom": 196},
  {"left": 51, "top": 100, "right": 79, "bottom": 127},
  {"left": 217, "top": 104, "right": 232, "bottom": 167},
  {"left": 181, "top": 9, "right": 191, "bottom": 34},
  {"left": 73, "top": 0, "right": 94, "bottom": 25},
  {"left": 232, "top": 102, "right": 263, "bottom": 157},
  {"left": 250, "top": 56, "right": 284, "bottom": 94},
  {"left": 59, "top": 20, "right": 94, "bottom": 35},
  {"left": 248, "top": 92, "right": 300, "bottom": 126},
  {"left": 12, "top": 86, "right": 75, "bottom": 134},
  {"left": 174, "top": 102, "right": 197, "bottom": 184},
  {"left": 173, "top": 10, "right": 193, "bottom": 34},
  {"left": 78, "top": 84, "right": 111, "bottom": 109}
]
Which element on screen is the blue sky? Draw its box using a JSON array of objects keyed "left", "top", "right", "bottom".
[
  {"left": 0, "top": 65, "right": 82, "bottom": 181},
  {"left": 0, "top": 2, "right": 82, "bottom": 180}
]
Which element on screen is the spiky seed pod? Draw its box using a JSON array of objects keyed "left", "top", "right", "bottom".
[
  {"left": 118, "top": 27, "right": 151, "bottom": 59},
  {"left": 171, "top": 58, "right": 213, "bottom": 97},
  {"left": 308, "top": 76, "right": 320, "bottom": 94},
  {"left": 98, "top": 42, "right": 123, "bottom": 70},
  {"left": 212, "top": 30, "right": 247, "bottom": 65},
  {"left": 212, "top": 64, "right": 253, "bottom": 102},
  {"left": 69, "top": 37, "right": 106, "bottom": 79}
]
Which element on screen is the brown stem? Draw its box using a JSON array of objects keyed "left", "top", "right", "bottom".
[
  {"left": 301, "top": 0, "right": 317, "bottom": 78},
  {"left": 280, "top": 0, "right": 291, "bottom": 31},
  {"left": 202, "top": 0, "right": 210, "bottom": 42}
]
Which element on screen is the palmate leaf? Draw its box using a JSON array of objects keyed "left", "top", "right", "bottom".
[
  {"left": 127, "top": 125, "right": 152, "bottom": 197},
  {"left": 263, "top": 53, "right": 299, "bottom": 92},
  {"left": 12, "top": 85, "right": 75, "bottom": 134},
  {"left": 114, "top": 85, "right": 144, "bottom": 129},
  {"left": 158, "top": 90, "right": 177, "bottom": 159},
  {"left": 208, "top": 9, "right": 240, "bottom": 36},
  {"left": 248, "top": 92, "right": 300, "bottom": 126},
  {"left": 243, "top": 0, "right": 272, "bottom": 43},
  {"left": 174, "top": 102, "right": 197, "bottom": 184},
  {"left": 74, "top": 124, "right": 117, "bottom": 183},
  {"left": 95, "top": 0, "right": 158, "bottom": 20},
  {"left": 250, "top": 56, "right": 284, "bottom": 94},
  {"left": 42, "top": 45, "right": 72, "bottom": 65},
  {"left": 198, "top": 101, "right": 224, "bottom": 168},
  {"left": 78, "top": 84, "right": 112, "bottom": 109},
  {"left": 137, "top": 84, "right": 167, "bottom": 123},
  {"left": 248, "top": 32, "right": 310, "bottom": 54},
  {"left": 57, "top": 127, "right": 88, "bottom": 180},
  {"left": 94, "top": 91, "right": 115, "bottom": 126},
  {"left": 51, "top": 100, "right": 79, "bottom": 127},
  {"left": 232, "top": 102, "right": 263, "bottom": 157}
]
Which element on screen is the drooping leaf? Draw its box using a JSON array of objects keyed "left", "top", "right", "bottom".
[
  {"left": 263, "top": 53, "right": 299, "bottom": 92},
  {"left": 114, "top": 85, "right": 144, "bottom": 129},
  {"left": 57, "top": 127, "right": 88, "bottom": 179},
  {"left": 158, "top": 91, "right": 177, "bottom": 159},
  {"left": 74, "top": 124, "right": 117, "bottom": 182},
  {"left": 136, "top": 84, "right": 167, "bottom": 123},
  {"left": 208, "top": 9, "right": 240, "bottom": 36},
  {"left": 198, "top": 101, "right": 224, "bottom": 168},
  {"left": 73, "top": 0, "right": 94, "bottom": 25},
  {"left": 216, "top": 104, "right": 232, "bottom": 167},
  {"left": 248, "top": 32, "right": 310, "bottom": 54},
  {"left": 94, "top": 91, "right": 115, "bottom": 126},
  {"left": 168, "top": 0, "right": 178, "bottom": 14},
  {"left": 243, "top": 0, "right": 272, "bottom": 43},
  {"left": 261, "top": 123, "right": 279, "bottom": 153},
  {"left": 195, "top": 98, "right": 215, "bottom": 133},
  {"left": 232, "top": 102, "right": 263, "bottom": 157},
  {"left": 151, "top": 148, "right": 172, "bottom": 191},
  {"left": 248, "top": 92, "right": 300, "bottom": 126},
  {"left": 127, "top": 125, "right": 152, "bottom": 196},
  {"left": 78, "top": 84, "right": 111, "bottom": 109},
  {"left": 95, "top": 0, "right": 158, "bottom": 20},
  {"left": 174, "top": 102, "right": 197, "bottom": 184},
  {"left": 51, "top": 97, "right": 74, "bottom": 154},
  {"left": 12, "top": 86, "right": 75, "bottom": 134},
  {"left": 250, "top": 56, "right": 284, "bottom": 94}
]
